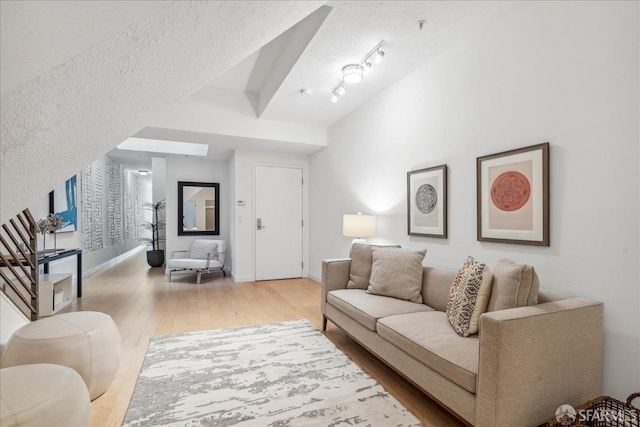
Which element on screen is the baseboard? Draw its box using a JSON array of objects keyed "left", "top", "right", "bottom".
[
  {"left": 82, "top": 245, "right": 147, "bottom": 279},
  {"left": 231, "top": 273, "right": 254, "bottom": 283},
  {"left": 308, "top": 273, "right": 321, "bottom": 283}
]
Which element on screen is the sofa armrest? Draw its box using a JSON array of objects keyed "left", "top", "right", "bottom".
[
  {"left": 476, "top": 297, "right": 603, "bottom": 427},
  {"left": 321, "top": 258, "right": 351, "bottom": 315}
]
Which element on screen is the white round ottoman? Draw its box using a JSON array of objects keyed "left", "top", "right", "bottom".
[
  {"left": 0, "top": 364, "right": 90, "bottom": 427},
  {"left": 2, "top": 311, "right": 122, "bottom": 400}
]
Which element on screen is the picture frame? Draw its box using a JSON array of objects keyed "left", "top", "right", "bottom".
[
  {"left": 407, "top": 164, "right": 447, "bottom": 238},
  {"left": 476, "top": 142, "right": 549, "bottom": 246},
  {"left": 49, "top": 175, "right": 78, "bottom": 232}
]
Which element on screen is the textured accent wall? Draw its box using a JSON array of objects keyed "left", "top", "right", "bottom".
[
  {"left": 81, "top": 156, "right": 149, "bottom": 253},
  {"left": 81, "top": 158, "right": 103, "bottom": 253},
  {"left": 106, "top": 158, "right": 123, "bottom": 245},
  {"left": 0, "top": 2, "right": 322, "bottom": 224}
]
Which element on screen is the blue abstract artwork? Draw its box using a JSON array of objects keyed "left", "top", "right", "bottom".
[{"left": 50, "top": 176, "right": 77, "bottom": 232}]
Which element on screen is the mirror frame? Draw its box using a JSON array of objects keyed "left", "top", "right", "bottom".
[{"left": 177, "top": 181, "right": 220, "bottom": 236}]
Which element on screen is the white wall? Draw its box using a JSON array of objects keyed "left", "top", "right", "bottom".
[
  {"left": 310, "top": 1, "right": 639, "bottom": 399},
  {"left": 165, "top": 157, "right": 230, "bottom": 268},
  {"left": 231, "top": 150, "right": 309, "bottom": 282}
]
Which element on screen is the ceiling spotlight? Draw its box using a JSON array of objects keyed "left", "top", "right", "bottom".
[
  {"left": 138, "top": 170, "right": 150, "bottom": 176},
  {"left": 373, "top": 49, "right": 385, "bottom": 64},
  {"left": 299, "top": 89, "right": 312, "bottom": 96},
  {"left": 342, "top": 64, "right": 364, "bottom": 84},
  {"left": 330, "top": 40, "right": 385, "bottom": 103}
]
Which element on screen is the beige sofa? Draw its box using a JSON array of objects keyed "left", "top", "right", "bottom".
[{"left": 321, "top": 258, "right": 603, "bottom": 427}]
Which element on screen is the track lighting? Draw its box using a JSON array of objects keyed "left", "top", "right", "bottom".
[
  {"left": 342, "top": 64, "right": 364, "bottom": 84},
  {"left": 373, "top": 49, "right": 385, "bottom": 64},
  {"left": 330, "top": 40, "right": 385, "bottom": 103}
]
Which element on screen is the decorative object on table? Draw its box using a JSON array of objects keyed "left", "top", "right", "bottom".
[
  {"left": 35, "top": 217, "right": 53, "bottom": 253},
  {"left": 49, "top": 175, "right": 77, "bottom": 232},
  {"left": 139, "top": 199, "right": 166, "bottom": 267},
  {"left": 342, "top": 212, "right": 376, "bottom": 249},
  {"left": 47, "top": 213, "right": 68, "bottom": 252},
  {"left": 546, "top": 393, "right": 639, "bottom": 426},
  {"left": 407, "top": 164, "right": 447, "bottom": 238},
  {"left": 123, "top": 319, "right": 420, "bottom": 427},
  {"left": 477, "top": 142, "right": 549, "bottom": 245}
]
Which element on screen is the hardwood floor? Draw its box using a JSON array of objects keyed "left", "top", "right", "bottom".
[{"left": 61, "top": 251, "right": 464, "bottom": 427}]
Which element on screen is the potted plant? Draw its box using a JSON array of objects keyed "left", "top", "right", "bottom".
[{"left": 139, "top": 200, "right": 166, "bottom": 267}]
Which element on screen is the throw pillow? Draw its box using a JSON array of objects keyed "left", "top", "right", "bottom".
[
  {"left": 347, "top": 244, "right": 401, "bottom": 289},
  {"left": 367, "top": 248, "right": 427, "bottom": 303},
  {"left": 190, "top": 241, "right": 218, "bottom": 260},
  {"left": 487, "top": 259, "right": 539, "bottom": 312},
  {"left": 446, "top": 256, "right": 493, "bottom": 337}
]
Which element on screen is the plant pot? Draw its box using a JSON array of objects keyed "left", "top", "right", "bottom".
[{"left": 146, "top": 250, "right": 165, "bottom": 267}]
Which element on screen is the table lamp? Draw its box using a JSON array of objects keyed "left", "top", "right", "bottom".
[{"left": 343, "top": 212, "right": 376, "bottom": 247}]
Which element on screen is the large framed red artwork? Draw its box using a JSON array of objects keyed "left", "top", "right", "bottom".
[{"left": 477, "top": 143, "right": 549, "bottom": 246}]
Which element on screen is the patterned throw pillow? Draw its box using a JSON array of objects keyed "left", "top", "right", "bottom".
[
  {"left": 447, "top": 256, "right": 494, "bottom": 337},
  {"left": 190, "top": 241, "right": 218, "bottom": 260},
  {"left": 367, "top": 248, "right": 427, "bottom": 303}
]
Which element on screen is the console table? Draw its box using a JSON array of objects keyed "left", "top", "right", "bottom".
[{"left": 0, "top": 249, "right": 83, "bottom": 297}]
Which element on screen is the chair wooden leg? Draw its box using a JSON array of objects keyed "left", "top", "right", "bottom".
[{"left": 322, "top": 315, "right": 327, "bottom": 331}]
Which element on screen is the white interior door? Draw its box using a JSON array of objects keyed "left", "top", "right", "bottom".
[{"left": 255, "top": 166, "right": 303, "bottom": 281}]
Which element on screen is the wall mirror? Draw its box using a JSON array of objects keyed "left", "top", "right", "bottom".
[{"left": 178, "top": 181, "right": 220, "bottom": 236}]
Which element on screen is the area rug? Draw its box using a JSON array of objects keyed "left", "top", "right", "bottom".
[{"left": 123, "top": 319, "right": 422, "bottom": 426}]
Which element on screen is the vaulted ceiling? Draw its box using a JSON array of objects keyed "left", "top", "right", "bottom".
[{"left": 0, "top": 1, "right": 512, "bottom": 223}]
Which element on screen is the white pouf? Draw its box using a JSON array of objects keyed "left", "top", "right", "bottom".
[
  {"left": 1, "top": 311, "right": 122, "bottom": 400},
  {"left": 0, "top": 364, "right": 90, "bottom": 427}
]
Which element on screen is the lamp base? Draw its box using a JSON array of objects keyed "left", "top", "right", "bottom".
[{"left": 350, "top": 238, "right": 366, "bottom": 247}]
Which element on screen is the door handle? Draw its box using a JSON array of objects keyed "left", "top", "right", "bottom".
[{"left": 257, "top": 218, "right": 266, "bottom": 230}]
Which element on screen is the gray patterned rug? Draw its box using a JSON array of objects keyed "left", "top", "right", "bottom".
[{"left": 123, "top": 319, "right": 422, "bottom": 426}]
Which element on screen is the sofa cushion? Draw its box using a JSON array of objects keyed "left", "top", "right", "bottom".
[
  {"left": 367, "top": 248, "right": 426, "bottom": 303},
  {"left": 327, "top": 289, "right": 433, "bottom": 331},
  {"left": 446, "top": 257, "right": 494, "bottom": 337},
  {"left": 377, "top": 311, "right": 479, "bottom": 393},
  {"left": 488, "top": 259, "right": 540, "bottom": 312},
  {"left": 421, "top": 267, "right": 458, "bottom": 312},
  {"left": 347, "top": 244, "right": 401, "bottom": 289}
]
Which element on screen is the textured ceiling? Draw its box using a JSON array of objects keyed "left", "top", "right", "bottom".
[
  {"left": 0, "top": 1, "right": 172, "bottom": 96},
  {"left": 1, "top": 1, "right": 515, "bottom": 220},
  {"left": 207, "top": 1, "right": 514, "bottom": 128},
  {"left": 0, "top": 1, "right": 324, "bottom": 223}
]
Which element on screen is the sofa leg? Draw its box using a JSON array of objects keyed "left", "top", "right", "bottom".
[
  {"left": 196, "top": 272, "right": 202, "bottom": 284},
  {"left": 322, "top": 315, "right": 327, "bottom": 331}
]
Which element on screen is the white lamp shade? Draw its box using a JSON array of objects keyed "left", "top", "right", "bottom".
[{"left": 343, "top": 214, "right": 376, "bottom": 238}]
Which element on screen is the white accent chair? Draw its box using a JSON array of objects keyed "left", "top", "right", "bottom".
[{"left": 166, "top": 239, "right": 227, "bottom": 284}]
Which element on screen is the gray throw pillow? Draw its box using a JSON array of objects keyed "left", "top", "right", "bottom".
[
  {"left": 367, "top": 247, "right": 427, "bottom": 303},
  {"left": 347, "top": 244, "right": 401, "bottom": 289},
  {"left": 487, "top": 259, "right": 539, "bottom": 311},
  {"left": 190, "top": 241, "right": 218, "bottom": 260}
]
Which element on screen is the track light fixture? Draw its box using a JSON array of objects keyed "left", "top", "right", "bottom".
[{"left": 331, "top": 40, "right": 385, "bottom": 103}]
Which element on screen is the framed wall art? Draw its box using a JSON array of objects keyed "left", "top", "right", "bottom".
[
  {"left": 477, "top": 142, "right": 549, "bottom": 246},
  {"left": 49, "top": 175, "right": 78, "bottom": 232},
  {"left": 407, "top": 164, "right": 447, "bottom": 238}
]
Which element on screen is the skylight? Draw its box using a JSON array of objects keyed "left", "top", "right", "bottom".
[{"left": 117, "top": 138, "right": 209, "bottom": 156}]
